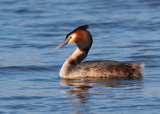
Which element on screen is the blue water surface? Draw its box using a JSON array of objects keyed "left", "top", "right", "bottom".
[{"left": 0, "top": 0, "right": 160, "bottom": 113}]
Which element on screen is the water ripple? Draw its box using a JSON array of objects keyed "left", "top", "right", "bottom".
[
  {"left": 0, "top": 96, "right": 45, "bottom": 101},
  {"left": 0, "top": 65, "right": 60, "bottom": 72},
  {"left": 1, "top": 43, "right": 57, "bottom": 49}
]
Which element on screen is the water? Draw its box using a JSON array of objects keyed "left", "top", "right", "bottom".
[{"left": 0, "top": 0, "right": 160, "bottom": 113}]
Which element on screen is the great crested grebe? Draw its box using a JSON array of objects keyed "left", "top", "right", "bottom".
[{"left": 56, "top": 25, "right": 144, "bottom": 79}]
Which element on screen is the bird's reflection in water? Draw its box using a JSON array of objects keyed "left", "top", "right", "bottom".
[
  {"left": 61, "top": 77, "right": 143, "bottom": 87},
  {"left": 60, "top": 77, "right": 143, "bottom": 114}
]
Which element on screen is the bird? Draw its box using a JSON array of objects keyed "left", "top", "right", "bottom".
[{"left": 56, "top": 25, "right": 144, "bottom": 79}]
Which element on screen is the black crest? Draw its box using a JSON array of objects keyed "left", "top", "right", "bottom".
[
  {"left": 76, "top": 25, "right": 89, "bottom": 31},
  {"left": 66, "top": 25, "right": 89, "bottom": 38}
]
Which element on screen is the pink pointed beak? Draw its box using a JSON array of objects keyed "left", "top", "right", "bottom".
[{"left": 56, "top": 40, "right": 69, "bottom": 49}]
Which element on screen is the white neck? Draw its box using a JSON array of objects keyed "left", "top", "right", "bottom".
[{"left": 60, "top": 47, "right": 88, "bottom": 78}]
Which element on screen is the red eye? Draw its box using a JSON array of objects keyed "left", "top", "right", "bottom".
[{"left": 69, "top": 36, "right": 72, "bottom": 39}]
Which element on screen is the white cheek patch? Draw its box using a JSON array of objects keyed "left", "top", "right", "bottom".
[{"left": 68, "top": 34, "right": 76, "bottom": 44}]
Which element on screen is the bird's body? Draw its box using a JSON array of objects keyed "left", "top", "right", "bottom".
[{"left": 57, "top": 25, "right": 144, "bottom": 79}]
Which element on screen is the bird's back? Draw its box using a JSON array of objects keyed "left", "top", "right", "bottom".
[{"left": 68, "top": 60, "right": 144, "bottom": 79}]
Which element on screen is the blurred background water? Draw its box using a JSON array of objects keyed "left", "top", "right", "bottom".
[{"left": 0, "top": 0, "right": 160, "bottom": 113}]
